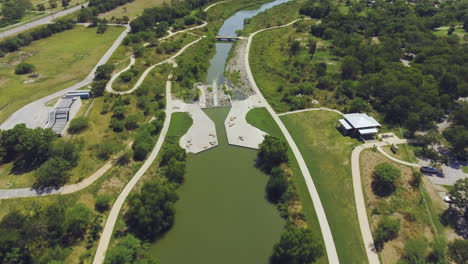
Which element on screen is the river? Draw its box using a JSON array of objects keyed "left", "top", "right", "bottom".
[{"left": 150, "top": 1, "right": 289, "bottom": 263}]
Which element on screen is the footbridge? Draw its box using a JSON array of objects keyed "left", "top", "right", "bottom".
[{"left": 215, "top": 36, "right": 245, "bottom": 41}]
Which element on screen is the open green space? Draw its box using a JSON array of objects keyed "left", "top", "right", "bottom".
[
  {"left": 462, "top": 166, "right": 468, "bottom": 174},
  {"left": 0, "top": 25, "right": 124, "bottom": 124},
  {"left": 279, "top": 110, "right": 367, "bottom": 263},
  {"left": 246, "top": 107, "right": 328, "bottom": 264},
  {"left": 150, "top": 108, "right": 285, "bottom": 263},
  {"left": 381, "top": 143, "right": 418, "bottom": 164},
  {"left": 99, "top": 0, "right": 167, "bottom": 20}
]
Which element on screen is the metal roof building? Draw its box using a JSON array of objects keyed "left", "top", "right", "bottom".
[
  {"left": 46, "top": 96, "right": 82, "bottom": 136},
  {"left": 338, "top": 113, "right": 381, "bottom": 138}
]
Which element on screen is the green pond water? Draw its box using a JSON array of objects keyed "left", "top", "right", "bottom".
[{"left": 151, "top": 108, "right": 284, "bottom": 263}]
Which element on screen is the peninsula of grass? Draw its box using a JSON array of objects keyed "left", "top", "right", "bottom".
[
  {"left": 279, "top": 110, "right": 367, "bottom": 263},
  {"left": 246, "top": 107, "right": 328, "bottom": 264},
  {"left": 0, "top": 25, "right": 125, "bottom": 124},
  {"left": 381, "top": 143, "right": 419, "bottom": 164}
]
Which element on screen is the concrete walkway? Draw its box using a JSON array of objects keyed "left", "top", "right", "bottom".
[
  {"left": 351, "top": 135, "right": 408, "bottom": 264},
  {"left": 0, "top": 24, "right": 131, "bottom": 130},
  {"left": 93, "top": 69, "right": 175, "bottom": 264},
  {"left": 277, "top": 107, "right": 344, "bottom": 116},
  {"left": 225, "top": 95, "right": 266, "bottom": 149},
  {"left": 245, "top": 20, "right": 340, "bottom": 264},
  {"left": 0, "top": 3, "right": 89, "bottom": 39}
]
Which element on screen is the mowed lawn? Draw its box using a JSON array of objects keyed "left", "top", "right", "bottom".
[
  {"left": 246, "top": 107, "right": 328, "bottom": 264},
  {"left": 280, "top": 110, "right": 368, "bottom": 264},
  {"left": 99, "top": 0, "right": 167, "bottom": 20},
  {"left": 0, "top": 25, "right": 124, "bottom": 124}
]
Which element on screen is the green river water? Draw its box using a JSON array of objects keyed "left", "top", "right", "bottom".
[{"left": 151, "top": 108, "right": 284, "bottom": 263}]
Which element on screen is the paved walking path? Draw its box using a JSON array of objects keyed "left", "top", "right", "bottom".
[
  {"left": 351, "top": 135, "right": 408, "bottom": 264},
  {"left": 93, "top": 69, "right": 175, "bottom": 264},
  {"left": 0, "top": 24, "right": 131, "bottom": 130},
  {"left": 0, "top": 3, "right": 89, "bottom": 38},
  {"left": 245, "top": 20, "right": 340, "bottom": 264},
  {"left": 277, "top": 107, "right": 344, "bottom": 116}
]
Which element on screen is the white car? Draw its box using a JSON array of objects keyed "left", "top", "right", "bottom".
[{"left": 443, "top": 196, "right": 455, "bottom": 204}]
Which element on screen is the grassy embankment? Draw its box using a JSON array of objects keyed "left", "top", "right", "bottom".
[
  {"left": 360, "top": 149, "right": 450, "bottom": 263},
  {"left": 99, "top": 0, "right": 167, "bottom": 20},
  {"left": 279, "top": 110, "right": 368, "bottom": 263},
  {"left": 247, "top": 107, "right": 328, "bottom": 264},
  {"left": 249, "top": 20, "right": 341, "bottom": 113},
  {"left": 0, "top": 25, "right": 124, "bottom": 124}
]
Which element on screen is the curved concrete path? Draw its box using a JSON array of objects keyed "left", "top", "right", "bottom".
[
  {"left": 351, "top": 136, "right": 408, "bottom": 264},
  {"left": 107, "top": 36, "right": 204, "bottom": 95},
  {"left": 0, "top": 2, "right": 89, "bottom": 38},
  {"left": 245, "top": 20, "right": 340, "bottom": 264},
  {"left": 93, "top": 69, "right": 175, "bottom": 264},
  {"left": 0, "top": 24, "right": 131, "bottom": 130},
  {"left": 377, "top": 146, "right": 420, "bottom": 167}
]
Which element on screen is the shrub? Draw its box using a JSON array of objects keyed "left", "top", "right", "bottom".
[
  {"left": 372, "top": 163, "right": 401, "bottom": 196},
  {"left": 271, "top": 226, "right": 324, "bottom": 264},
  {"left": 96, "top": 140, "right": 120, "bottom": 160},
  {"left": 96, "top": 23, "right": 107, "bottom": 34},
  {"left": 404, "top": 239, "right": 427, "bottom": 264},
  {"left": 448, "top": 239, "right": 468, "bottom": 264},
  {"left": 374, "top": 216, "right": 400, "bottom": 251},
  {"left": 120, "top": 71, "right": 134, "bottom": 83},
  {"left": 124, "top": 115, "right": 139, "bottom": 130},
  {"left": 166, "top": 157, "right": 186, "bottom": 184},
  {"left": 110, "top": 118, "right": 124, "bottom": 132},
  {"left": 95, "top": 194, "right": 112, "bottom": 213},
  {"left": 91, "top": 80, "right": 107, "bottom": 97},
  {"left": 33, "top": 157, "right": 71, "bottom": 190},
  {"left": 15, "top": 62, "right": 35, "bottom": 74},
  {"left": 67, "top": 116, "right": 89, "bottom": 134},
  {"left": 118, "top": 150, "right": 133, "bottom": 165}
]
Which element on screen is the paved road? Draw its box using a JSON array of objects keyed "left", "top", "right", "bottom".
[
  {"left": 0, "top": 3, "right": 89, "bottom": 39},
  {"left": 93, "top": 69, "right": 175, "bottom": 264},
  {"left": 245, "top": 20, "right": 340, "bottom": 264},
  {"left": 0, "top": 24, "right": 130, "bottom": 130}
]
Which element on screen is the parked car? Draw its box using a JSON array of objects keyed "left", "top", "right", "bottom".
[
  {"left": 444, "top": 196, "right": 455, "bottom": 204},
  {"left": 420, "top": 166, "right": 440, "bottom": 174}
]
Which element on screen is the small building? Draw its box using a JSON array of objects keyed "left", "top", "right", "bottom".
[
  {"left": 338, "top": 113, "right": 381, "bottom": 139},
  {"left": 66, "top": 90, "right": 90, "bottom": 99},
  {"left": 46, "top": 96, "right": 82, "bottom": 136}
]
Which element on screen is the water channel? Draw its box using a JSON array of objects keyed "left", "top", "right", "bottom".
[{"left": 151, "top": 1, "right": 288, "bottom": 262}]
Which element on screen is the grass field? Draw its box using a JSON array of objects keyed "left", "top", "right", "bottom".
[
  {"left": 462, "top": 166, "right": 468, "bottom": 174},
  {"left": 381, "top": 143, "right": 418, "bottom": 163},
  {"left": 246, "top": 107, "right": 328, "bottom": 264},
  {"left": 99, "top": 0, "right": 166, "bottom": 20},
  {"left": 0, "top": 25, "right": 124, "bottom": 124},
  {"left": 279, "top": 110, "right": 368, "bottom": 263}
]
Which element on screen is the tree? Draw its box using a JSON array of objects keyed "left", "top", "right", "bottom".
[
  {"left": 90, "top": 80, "right": 107, "bottom": 97},
  {"left": 349, "top": 97, "right": 370, "bottom": 113},
  {"left": 64, "top": 203, "right": 92, "bottom": 243},
  {"left": 308, "top": 40, "right": 317, "bottom": 55},
  {"left": 97, "top": 23, "right": 108, "bottom": 34},
  {"left": 373, "top": 163, "right": 401, "bottom": 196},
  {"left": 289, "top": 40, "right": 301, "bottom": 56},
  {"left": 125, "top": 181, "right": 178, "bottom": 240},
  {"left": 61, "top": 0, "right": 70, "bottom": 7},
  {"left": 374, "top": 216, "right": 400, "bottom": 251},
  {"left": 448, "top": 239, "right": 468, "bottom": 264},
  {"left": 1, "top": 0, "right": 32, "bottom": 22},
  {"left": 266, "top": 167, "right": 289, "bottom": 203},
  {"left": 341, "top": 56, "right": 361, "bottom": 80},
  {"left": 166, "top": 157, "right": 186, "bottom": 184},
  {"left": 431, "top": 236, "right": 448, "bottom": 264},
  {"left": 50, "top": 139, "right": 80, "bottom": 167},
  {"left": 94, "top": 64, "right": 114, "bottom": 81},
  {"left": 33, "top": 157, "right": 71, "bottom": 190},
  {"left": 37, "top": 4, "right": 46, "bottom": 12},
  {"left": 15, "top": 62, "right": 35, "bottom": 74},
  {"left": 49, "top": 0, "right": 57, "bottom": 8},
  {"left": 448, "top": 178, "right": 468, "bottom": 220},
  {"left": 404, "top": 239, "right": 427, "bottom": 264},
  {"left": 271, "top": 226, "right": 324, "bottom": 264},
  {"left": 258, "top": 135, "right": 288, "bottom": 171},
  {"left": 120, "top": 71, "right": 134, "bottom": 82}
]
